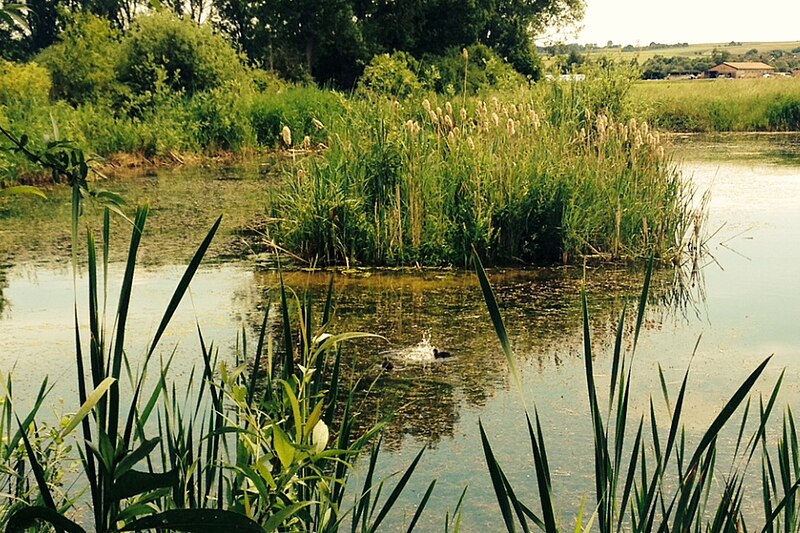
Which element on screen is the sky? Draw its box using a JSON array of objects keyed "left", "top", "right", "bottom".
[{"left": 564, "top": 0, "right": 800, "bottom": 46}]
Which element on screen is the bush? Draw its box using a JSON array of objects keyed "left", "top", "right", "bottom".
[
  {"left": 191, "top": 81, "right": 256, "bottom": 151},
  {"left": 0, "top": 60, "right": 51, "bottom": 118},
  {"left": 422, "top": 44, "right": 524, "bottom": 95},
  {"left": 119, "top": 11, "right": 247, "bottom": 99},
  {"left": 36, "top": 13, "right": 124, "bottom": 105},
  {"left": 248, "top": 86, "right": 347, "bottom": 147},
  {"left": 358, "top": 52, "right": 422, "bottom": 98}
]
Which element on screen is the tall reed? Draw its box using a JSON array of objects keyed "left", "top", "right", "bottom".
[
  {"left": 0, "top": 130, "right": 431, "bottom": 531},
  {"left": 275, "top": 80, "right": 694, "bottom": 267},
  {"left": 473, "top": 253, "right": 800, "bottom": 530}
]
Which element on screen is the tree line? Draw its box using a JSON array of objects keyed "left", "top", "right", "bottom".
[{"left": 0, "top": 0, "right": 584, "bottom": 87}]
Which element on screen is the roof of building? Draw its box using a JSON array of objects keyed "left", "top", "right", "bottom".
[{"left": 709, "top": 61, "right": 775, "bottom": 71}]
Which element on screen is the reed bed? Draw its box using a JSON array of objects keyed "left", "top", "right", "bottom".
[
  {"left": 632, "top": 77, "right": 800, "bottom": 132},
  {"left": 275, "top": 84, "right": 694, "bottom": 267}
]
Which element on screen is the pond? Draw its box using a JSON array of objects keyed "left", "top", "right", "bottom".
[{"left": 1, "top": 134, "right": 799, "bottom": 528}]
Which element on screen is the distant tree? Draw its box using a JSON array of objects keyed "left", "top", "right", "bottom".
[{"left": 711, "top": 48, "right": 730, "bottom": 65}]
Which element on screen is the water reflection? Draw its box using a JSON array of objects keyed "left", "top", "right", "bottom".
[{"left": 248, "top": 265, "right": 697, "bottom": 449}]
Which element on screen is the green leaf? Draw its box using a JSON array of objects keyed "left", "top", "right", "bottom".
[
  {"left": 367, "top": 446, "right": 426, "bottom": 533},
  {"left": 273, "top": 424, "right": 295, "bottom": 469},
  {"left": 16, "top": 415, "right": 57, "bottom": 511},
  {"left": 112, "top": 468, "right": 179, "bottom": 501},
  {"left": 0, "top": 185, "right": 46, "bottom": 198},
  {"left": 473, "top": 251, "right": 524, "bottom": 406},
  {"left": 120, "top": 509, "right": 264, "bottom": 532},
  {"left": 263, "top": 502, "right": 313, "bottom": 532},
  {"left": 61, "top": 376, "right": 115, "bottom": 438},
  {"left": 687, "top": 356, "right": 772, "bottom": 472},
  {"left": 6, "top": 505, "right": 86, "bottom": 533},
  {"left": 115, "top": 437, "right": 161, "bottom": 479}
]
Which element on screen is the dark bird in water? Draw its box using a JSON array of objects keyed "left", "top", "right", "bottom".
[
  {"left": 381, "top": 357, "right": 394, "bottom": 371},
  {"left": 433, "top": 348, "right": 453, "bottom": 359}
]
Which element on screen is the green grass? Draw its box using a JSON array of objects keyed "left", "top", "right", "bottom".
[{"left": 631, "top": 77, "right": 800, "bottom": 132}]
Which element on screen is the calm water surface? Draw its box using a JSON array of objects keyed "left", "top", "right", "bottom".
[{"left": 1, "top": 134, "right": 799, "bottom": 528}]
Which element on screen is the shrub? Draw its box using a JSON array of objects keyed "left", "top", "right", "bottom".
[
  {"left": 36, "top": 13, "right": 123, "bottom": 105},
  {"left": 191, "top": 81, "right": 256, "bottom": 151},
  {"left": 422, "top": 44, "right": 524, "bottom": 96},
  {"left": 0, "top": 60, "right": 51, "bottom": 118},
  {"left": 119, "top": 11, "right": 247, "bottom": 99},
  {"left": 358, "top": 52, "right": 422, "bottom": 98},
  {"left": 248, "top": 86, "right": 347, "bottom": 147}
]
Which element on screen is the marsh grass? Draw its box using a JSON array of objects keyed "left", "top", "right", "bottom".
[
  {"left": 275, "top": 80, "right": 694, "bottom": 267},
  {"left": 632, "top": 78, "right": 800, "bottom": 132}
]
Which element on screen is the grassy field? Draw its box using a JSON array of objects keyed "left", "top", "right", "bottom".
[
  {"left": 585, "top": 40, "right": 800, "bottom": 62},
  {"left": 631, "top": 77, "right": 800, "bottom": 131}
]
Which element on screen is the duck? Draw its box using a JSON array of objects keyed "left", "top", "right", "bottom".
[
  {"left": 381, "top": 357, "right": 394, "bottom": 371},
  {"left": 433, "top": 348, "right": 453, "bottom": 359}
]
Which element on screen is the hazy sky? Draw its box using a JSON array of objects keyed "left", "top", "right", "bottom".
[{"left": 571, "top": 0, "right": 800, "bottom": 45}]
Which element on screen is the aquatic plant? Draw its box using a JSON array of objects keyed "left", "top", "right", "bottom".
[
  {"left": 473, "top": 253, "right": 800, "bottom": 530},
  {"left": 0, "top": 131, "right": 431, "bottom": 531},
  {"left": 275, "top": 81, "right": 695, "bottom": 267}
]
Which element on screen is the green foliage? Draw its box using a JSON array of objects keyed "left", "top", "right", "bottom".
[
  {"left": 633, "top": 78, "right": 800, "bottom": 132},
  {"left": 473, "top": 256, "right": 800, "bottom": 531},
  {"left": 191, "top": 81, "right": 256, "bottom": 151},
  {"left": 36, "top": 13, "right": 124, "bottom": 105},
  {"left": 118, "top": 11, "right": 247, "bottom": 99},
  {"left": 358, "top": 52, "right": 422, "bottom": 98},
  {"left": 248, "top": 86, "right": 346, "bottom": 148},
  {"left": 0, "top": 60, "right": 52, "bottom": 118},
  {"left": 424, "top": 44, "right": 524, "bottom": 96},
  {"left": 766, "top": 95, "right": 800, "bottom": 130},
  {"left": 275, "top": 79, "right": 692, "bottom": 266},
  {"left": 641, "top": 55, "right": 715, "bottom": 79}
]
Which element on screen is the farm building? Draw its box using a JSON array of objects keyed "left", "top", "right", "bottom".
[{"left": 708, "top": 62, "right": 775, "bottom": 78}]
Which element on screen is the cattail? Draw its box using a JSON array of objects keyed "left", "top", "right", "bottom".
[
  {"left": 311, "top": 118, "right": 325, "bottom": 130},
  {"left": 491, "top": 112, "right": 500, "bottom": 127},
  {"left": 463, "top": 48, "right": 469, "bottom": 60},
  {"left": 422, "top": 98, "right": 431, "bottom": 112},
  {"left": 436, "top": 106, "right": 443, "bottom": 120},
  {"left": 302, "top": 135, "right": 311, "bottom": 148},
  {"left": 452, "top": 126, "right": 460, "bottom": 136},
  {"left": 282, "top": 126, "right": 292, "bottom": 146},
  {"left": 507, "top": 118, "right": 516, "bottom": 136},
  {"left": 447, "top": 130, "right": 456, "bottom": 145},
  {"left": 445, "top": 101, "right": 453, "bottom": 116},
  {"left": 492, "top": 97, "right": 499, "bottom": 112},
  {"left": 530, "top": 110, "right": 540, "bottom": 129},
  {"left": 467, "top": 136, "right": 475, "bottom": 150},
  {"left": 502, "top": 105, "right": 509, "bottom": 117},
  {"left": 444, "top": 114, "right": 454, "bottom": 130},
  {"left": 510, "top": 104, "right": 518, "bottom": 116},
  {"left": 429, "top": 110, "right": 438, "bottom": 124},
  {"left": 460, "top": 107, "right": 467, "bottom": 122}
]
